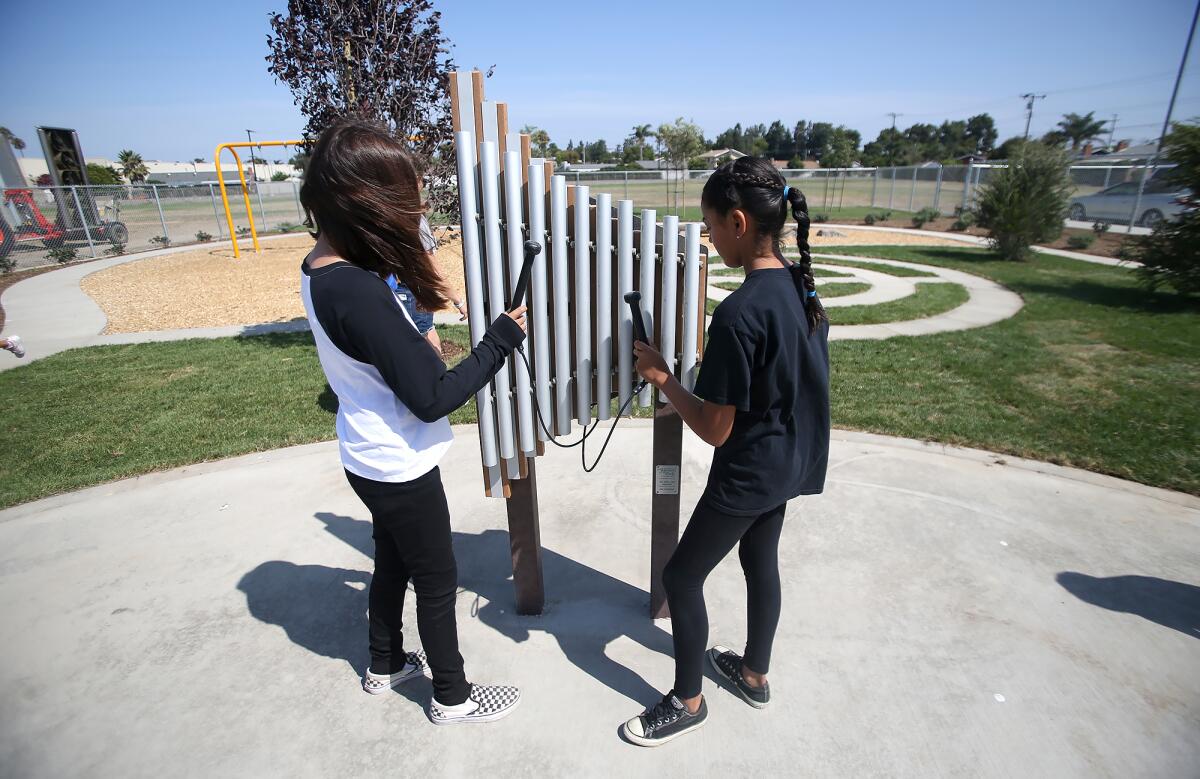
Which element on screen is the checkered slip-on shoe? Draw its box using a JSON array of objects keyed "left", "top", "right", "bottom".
[
  {"left": 362, "top": 650, "right": 431, "bottom": 695},
  {"left": 621, "top": 692, "right": 708, "bottom": 747},
  {"left": 428, "top": 683, "right": 521, "bottom": 725},
  {"left": 707, "top": 645, "right": 770, "bottom": 708}
]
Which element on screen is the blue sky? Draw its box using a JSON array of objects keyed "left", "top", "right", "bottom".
[{"left": 2, "top": 0, "right": 1197, "bottom": 161}]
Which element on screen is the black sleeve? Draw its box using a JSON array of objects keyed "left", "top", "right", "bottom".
[
  {"left": 693, "top": 320, "right": 753, "bottom": 412},
  {"left": 314, "top": 268, "right": 524, "bottom": 422}
]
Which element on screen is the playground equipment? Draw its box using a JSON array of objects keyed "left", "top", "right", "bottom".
[
  {"left": 450, "top": 70, "right": 709, "bottom": 618},
  {"left": 0, "top": 128, "right": 127, "bottom": 261},
  {"left": 213, "top": 140, "right": 303, "bottom": 257}
]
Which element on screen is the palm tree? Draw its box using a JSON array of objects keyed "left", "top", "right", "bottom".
[
  {"left": 630, "top": 124, "right": 655, "bottom": 160},
  {"left": 1056, "top": 112, "right": 1108, "bottom": 151},
  {"left": 117, "top": 149, "right": 149, "bottom": 183},
  {"left": 0, "top": 127, "right": 24, "bottom": 156}
]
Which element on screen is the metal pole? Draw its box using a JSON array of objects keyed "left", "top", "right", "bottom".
[
  {"left": 208, "top": 183, "right": 224, "bottom": 237},
  {"left": 624, "top": 170, "right": 629, "bottom": 200},
  {"left": 889, "top": 167, "right": 896, "bottom": 209},
  {"left": 70, "top": 187, "right": 96, "bottom": 257},
  {"left": 933, "top": 165, "right": 944, "bottom": 213},
  {"left": 151, "top": 184, "right": 169, "bottom": 242},
  {"left": 870, "top": 167, "right": 878, "bottom": 207},
  {"left": 1103, "top": 166, "right": 1113, "bottom": 190},
  {"left": 292, "top": 180, "right": 303, "bottom": 222},
  {"left": 908, "top": 166, "right": 917, "bottom": 211},
  {"left": 961, "top": 163, "right": 972, "bottom": 213},
  {"left": 1129, "top": 0, "right": 1198, "bottom": 228}
]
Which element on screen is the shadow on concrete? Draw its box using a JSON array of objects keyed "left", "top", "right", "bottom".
[
  {"left": 1057, "top": 572, "right": 1200, "bottom": 639},
  {"left": 237, "top": 511, "right": 673, "bottom": 710}
]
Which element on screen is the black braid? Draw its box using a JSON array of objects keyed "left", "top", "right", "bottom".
[
  {"left": 786, "top": 187, "right": 826, "bottom": 333},
  {"left": 702, "top": 157, "right": 826, "bottom": 337}
]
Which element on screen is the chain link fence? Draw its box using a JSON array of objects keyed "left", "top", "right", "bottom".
[
  {"left": 552, "top": 162, "right": 1172, "bottom": 227},
  {"left": 1, "top": 181, "right": 308, "bottom": 271},
  {"left": 3, "top": 163, "right": 1173, "bottom": 272}
]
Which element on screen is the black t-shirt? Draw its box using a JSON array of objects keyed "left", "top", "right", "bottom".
[{"left": 692, "top": 265, "right": 831, "bottom": 516}]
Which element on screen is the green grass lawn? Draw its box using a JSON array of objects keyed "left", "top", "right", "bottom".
[
  {"left": 830, "top": 282, "right": 969, "bottom": 325},
  {"left": 810, "top": 255, "right": 939, "bottom": 277},
  {"left": 1, "top": 245, "right": 1196, "bottom": 507}
]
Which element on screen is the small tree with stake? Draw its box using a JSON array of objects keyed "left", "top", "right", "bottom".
[
  {"left": 266, "top": 0, "right": 457, "bottom": 218},
  {"left": 974, "top": 142, "right": 1073, "bottom": 260},
  {"left": 1124, "top": 121, "right": 1200, "bottom": 295}
]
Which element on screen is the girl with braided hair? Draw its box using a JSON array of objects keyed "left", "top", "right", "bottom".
[{"left": 623, "top": 156, "right": 830, "bottom": 746}]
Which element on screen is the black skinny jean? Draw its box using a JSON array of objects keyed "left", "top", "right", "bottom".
[
  {"left": 345, "top": 466, "right": 471, "bottom": 706},
  {"left": 662, "top": 496, "right": 787, "bottom": 699}
]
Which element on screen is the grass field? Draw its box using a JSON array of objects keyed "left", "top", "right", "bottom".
[{"left": 1, "top": 245, "right": 1195, "bottom": 507}]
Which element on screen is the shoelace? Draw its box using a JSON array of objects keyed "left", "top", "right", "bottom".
[{"left": 642, "top": 697, "right": 682, "bottom": 733}]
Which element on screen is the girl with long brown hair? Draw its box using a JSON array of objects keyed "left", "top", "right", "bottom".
[{"left": 299, "top": 120, "right": 525, "bottom": 725}]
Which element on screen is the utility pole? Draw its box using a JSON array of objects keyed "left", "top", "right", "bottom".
[
  {"left": 887, "top": 112, "right": 902, "bottom": 130},
  {"left": 1021, "top": 94, "right": 1046, "bottom": 140},
  {"left": 1107, "top": 114, "right": 1118, "bottom": 150}
]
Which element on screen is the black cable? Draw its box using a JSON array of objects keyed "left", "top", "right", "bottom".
[{"left": 514, "top": 343, "right": 647, "bottom": 470}]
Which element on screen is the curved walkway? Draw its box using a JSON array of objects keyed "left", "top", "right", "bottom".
[{"left": 0, "top": 423, "right": 1196, "bottom": 776}]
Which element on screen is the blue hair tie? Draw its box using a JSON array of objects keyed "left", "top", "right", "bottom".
[
  {"left": 808, "top": 289, "right": 817, "bottom": 298},
  {"left": 783, "top": 185, "right": 790, "bottom": 199}
]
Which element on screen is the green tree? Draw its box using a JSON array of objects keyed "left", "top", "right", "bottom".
[
  {"left": 657, "top": 117, "right": 706, "bottom": 212},
  {"left": 764, "top": 120, "right": 794, "bottom": 159},
  {"left": 85, "top": 163, "right": 122, "bottom": 185},
  {"left": 289, "top": 151, "right": 310, "bottom": 173},
  {"left": 629, "top": 124, "right": 654, "bottom": 160},
  {"left": 975, "top": 142, "right": 1072, "bottom": 260},
  {"left": 1056, "top": 112, "right": 1108, "bottom": 151},
  {"left": 792, "top": 121, "right": 808, "bottom": 160},
  {"left": 117, "top": 149, "right": 149, "bottom": 182},
  {"left": 991, "top": 136, "right": 1027, "bottom": 160},
  {"left": 1, "top": 127, "right": 25, "bottom": 157},
  {"left": 521, "top": 124, "right": 551, "bottom": 157},
  {"left": 1125, "top": 121, "right": 1200, "bottom": 294},
  {"left": 714, "top": 123, "right": 744, "bottom": 152},
  {"left": 821, "top": 127, "right": 859, "bottom": 168},
  {"left": 271, "top": 171, "right": 290, "bottom": 181},
  {"left": 966, "top": 113, "right": 998, "bottom": 155},
  {"left": 193, "top": 157, "right": 205, "bottom": 163},
  {"left": 805, "top": 122, "right": 835, "bottom": 161}
]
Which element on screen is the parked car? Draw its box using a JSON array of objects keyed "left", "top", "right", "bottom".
[{"left": 1068, "top": 178, "right": 1189, "bottom": 227}]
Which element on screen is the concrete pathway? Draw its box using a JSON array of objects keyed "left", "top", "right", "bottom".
[{"left": 1, "top": 423, "right": 1196, "bottom": 777}]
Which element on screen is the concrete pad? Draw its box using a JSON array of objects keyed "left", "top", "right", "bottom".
[{"left": 1, "top": 424, "right": 1196, "bottom": 777}]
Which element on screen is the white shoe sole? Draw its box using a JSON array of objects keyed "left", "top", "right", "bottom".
[
  {"left": 621, "top": 714, "right": 707, "bottom": 747},
  {"left": 707, "top": 648, "right": 769, "bottom": 709},
  {"left": 362, "top": 666, "right": 430, "bottom": 695},
  {"left": 429, "top": 694, "right": 521, "bottom": 725}
]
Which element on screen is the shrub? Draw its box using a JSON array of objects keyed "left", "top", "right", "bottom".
[
  {"left": 911, "top": 207, "right": 941, "bottom": 229},
  {"left": 878, "top": 210, "right": 892, "bottom": 221},
  {"left": 1125, "top": 122, "right": 1200, "bottom": 294},
  {"left": 975, "top": 142, "right": 1072, "bottom": 260},
  {"left": 271, "top": 171, "right": 289, "bottom": 182},
  {"left": 813, "top": 213, "right": 830, "bottom": 223},
  {"left": 48, "top": 246, "right": 78, "bottom": 263},
  {"left": 236, "top": 226, "right": 252, "bottom": 237},
  {"left": 1092, "top": 221, "right": 1111, "bottom": 235},
  {"left": 950, "top": 212, "right": 975, "bottom": 231},
  {"left": 104, "top": 244, "right": 125, "bottom": 257},
  {"left": 0, "top": 255, "right": 16, "bottom": 275},
  {"left": 1066, "top": 234, "right": 1095, "bottom": 250},
  {"left": 150, "top": 235, "right": 171, "bottom": 248},
  {"left": 863, "top": 213, "right": 878, "bottom": 225},
  {"left": 195, "top": 230, "right": 213, "bottom": 242},
  {"left": 85, "top": 163, "right": 122, "bottom": 185},
  {"left": 275, "top": 222, "right": 303, "bottom": 233}
]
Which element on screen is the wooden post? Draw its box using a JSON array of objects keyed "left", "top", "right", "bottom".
[
  {"left": 506, "top": 457, "right": 545, "bottom": 615},
  {"left": 650, "top": 396, "right": 683, "bottom": 618}
]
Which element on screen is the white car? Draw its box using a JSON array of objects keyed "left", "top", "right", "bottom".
[{"left": 1068, "top": 178, "right": 1189, "bottom": 227}]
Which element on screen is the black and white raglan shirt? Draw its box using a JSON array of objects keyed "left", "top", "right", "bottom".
[{"left": 301, "top": 258, "right": 525, "bottom": 483}]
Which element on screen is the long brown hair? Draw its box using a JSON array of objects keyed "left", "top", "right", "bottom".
[{"left": 300, "top": 119, "right": 451, "bottom": 312}]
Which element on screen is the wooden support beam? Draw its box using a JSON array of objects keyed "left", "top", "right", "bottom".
[{"left": 506, "top": 457, "right": 545, "bottom": 615}]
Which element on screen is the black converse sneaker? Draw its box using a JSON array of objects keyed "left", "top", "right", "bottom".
[
  {"left": 428, "top": 683, "right": 521, "bottom": 725},
  {"left": 362, "top": 650, "right": 431, "bottom": 694},
  {"left": 621, "top": 692, "right": 708, "bottom": 747},
  {"left": 707, "top": 645, "right": 770, "bottom": 708}
]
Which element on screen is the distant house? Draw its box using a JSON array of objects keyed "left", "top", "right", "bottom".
[{"left": 697, "top": 148, "right": 747, "bottom": 168}]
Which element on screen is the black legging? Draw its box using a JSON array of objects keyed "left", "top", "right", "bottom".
[
  {"left": 345, "top": 466, "right": 471, "bottom": 706},
  {"left": 662, "top": 497, "right": 787, "bottom": 699}
]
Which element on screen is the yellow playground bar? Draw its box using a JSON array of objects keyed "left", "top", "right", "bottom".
[{"left": 214, "top": 140, "right": 304, "bottom": 257}]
